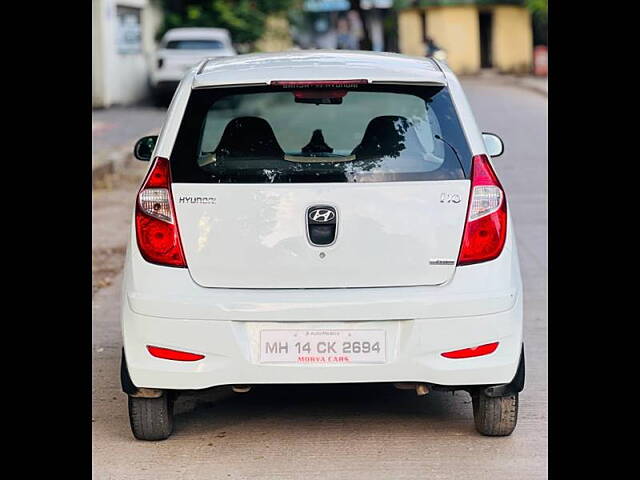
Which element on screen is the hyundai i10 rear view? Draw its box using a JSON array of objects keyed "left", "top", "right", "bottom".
[{"left": 121, "top": 51, "right": 524, "bottom": 440}]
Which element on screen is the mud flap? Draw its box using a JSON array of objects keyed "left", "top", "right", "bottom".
[
  {"left": 120, "top": 348, "right": 139, "bottom": 395},
  {"left": 483, "top": 344, "right": 525, "bottom": 397}
]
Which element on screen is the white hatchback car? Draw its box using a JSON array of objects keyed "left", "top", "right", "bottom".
[
  {"left": 123, "top": 51, "right": 524, "bottom": 440},
  {"left": 149, "top": 28, "right": 236, "bottom": 104}
]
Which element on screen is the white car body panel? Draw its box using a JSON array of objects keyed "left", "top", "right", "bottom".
[
  {"left": 124, "top": 51, "right": 523, "bottom": 391},
  {"left": 172, "top": 181, "right": 470, "bottom": 289}
]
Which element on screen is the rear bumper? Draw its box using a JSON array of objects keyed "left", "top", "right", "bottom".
[{"left": 122, "top": 292, "right": 523, "bottom": 390}]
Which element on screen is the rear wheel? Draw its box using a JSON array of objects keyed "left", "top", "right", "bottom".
[
  {"left": 472, "top": 391, "right": 518, "bottom": 436},
  {"left": 128, "top": 393, "right": 174, "bottom": 441}
]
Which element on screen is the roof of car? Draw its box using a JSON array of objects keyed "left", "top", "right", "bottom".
[{"left": 192, "top": 50, "right": 447, "bottom": 88}]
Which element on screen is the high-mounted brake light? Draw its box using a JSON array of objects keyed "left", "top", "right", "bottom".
[
  {"left": 441, "top": 342, "right": 499, "bottom": 359},
  {"left": 135, "top": 157, "right": 187, "bottom": 268},
  {"left": 147, "top": 346, "right": 204, "bottom": 362},
  {"left": 457, "top": 154, "right": 507, "bottom": 266},
  {"left": 271, "top": 79, "right": 368, "bottom": 88}
]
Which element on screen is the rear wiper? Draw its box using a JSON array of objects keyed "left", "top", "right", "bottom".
[{"left": 434, "top": 134, "right": 465, "bottom": 173}]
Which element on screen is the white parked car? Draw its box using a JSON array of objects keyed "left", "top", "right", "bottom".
[
  {"left": 124, "top": 51, "right": 524, "bottom": 440},
  {"left": 149, "top": 27, "right": 236, "bottom": 104}
]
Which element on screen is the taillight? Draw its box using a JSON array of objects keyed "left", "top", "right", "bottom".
[
  {"left": 441, "top": 342, "right": 499, "bottom": 359},
  {"left": 457, "top": 154, "right": 507, "bottom": 266},
  {"left": 147, "top": 346, "right": 204, "bottom": 362},
  {"left": 135, "top": 157, "right": 187, "bottom": 268}
]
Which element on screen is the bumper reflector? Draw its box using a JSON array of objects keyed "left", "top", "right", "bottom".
[
  {"left": 441, "top": 342, "right": 499, "bottom": 359},
  {"left": 147, "top": 346, "right": 204, "bottom": 362}
]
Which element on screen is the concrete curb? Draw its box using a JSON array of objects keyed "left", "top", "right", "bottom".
[
  {"left": 92, "top": 145, "right": 134, "bottom": 188},
  {"left": 92, "top": 130, "right": 158, "bottom": 188},
  {"left": 510, "top": 76, "right": 548, "bottom": 97}
]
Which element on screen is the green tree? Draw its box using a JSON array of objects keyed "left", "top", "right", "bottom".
[
  {"left": 158, "top": 0, "right": 298, "bottom": 46},
  {"left": 526, "top": 0, "right": 547, "bottom": 15}
]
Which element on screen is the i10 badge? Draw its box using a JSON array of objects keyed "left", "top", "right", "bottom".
[{"left": 440, "top": 193, "right": 461, "bottom": 203}]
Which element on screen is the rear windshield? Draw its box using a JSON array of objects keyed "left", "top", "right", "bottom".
[
  {"left": 165, "top": 40, "right": 225, "bottom": 50},
  {"left": 171, "top": 84, "right": 472, "bottom": 183}
]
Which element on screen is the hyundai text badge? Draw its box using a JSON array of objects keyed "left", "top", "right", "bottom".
[{"left": 307, "top": 205, "right": 337, "bottom": 246}]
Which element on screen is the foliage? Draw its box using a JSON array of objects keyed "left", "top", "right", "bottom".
[
  {"left": 158, "top": 0, "right": 298, "bottom": 45},
  {"left": 526, "top": 0, "right": 547, "bottom": 15}
]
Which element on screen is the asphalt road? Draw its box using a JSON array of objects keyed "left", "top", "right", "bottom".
[{"left": 92, "top": 78, "right": 547, "bottom": 479}]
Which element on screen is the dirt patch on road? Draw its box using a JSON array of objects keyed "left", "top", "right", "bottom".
[
  {"left": 93, "top": 167, "right": 146, "bottom": 193},
  {"left": 92, "top": 246, "right": 127, "bottom": 296}
]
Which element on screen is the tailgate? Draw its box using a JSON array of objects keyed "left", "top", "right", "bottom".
[{"left": 172, "top": 181, "right": 469, "bottom": 289}]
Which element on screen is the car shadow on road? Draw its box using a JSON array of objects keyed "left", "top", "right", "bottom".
[{"left": 172, "top": 383, "right": 476, "bottom": 438}]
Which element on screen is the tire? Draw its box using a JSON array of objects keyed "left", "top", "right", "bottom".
[
  {"left": 128, "top": 393, "right": 174, "bottom": 441},
  {"left": 472, "top": 391, "right": 518, "bottom": 436}
]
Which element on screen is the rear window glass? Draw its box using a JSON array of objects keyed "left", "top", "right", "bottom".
[
  {"left": 165, "top": 40, "right": 224, "bottom": 50},
  {"left": 171, "top": 85, "right": 472, "bottom": 183}
]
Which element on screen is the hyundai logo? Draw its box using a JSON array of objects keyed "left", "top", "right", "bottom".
[
  {"left": 307, "top": 206, "right": 337, "bottom": 246},
  {"left": 308, "top": 208, "right": 336, "bottom": 223}
]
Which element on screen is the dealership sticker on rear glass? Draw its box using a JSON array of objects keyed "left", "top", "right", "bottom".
[{"left": 259, "top": 329, "right": 386, "bottom": 364}]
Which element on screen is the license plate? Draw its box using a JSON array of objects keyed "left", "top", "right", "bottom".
[{"left": 259, "top": 329, "right": 386, "bottom": 364}]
